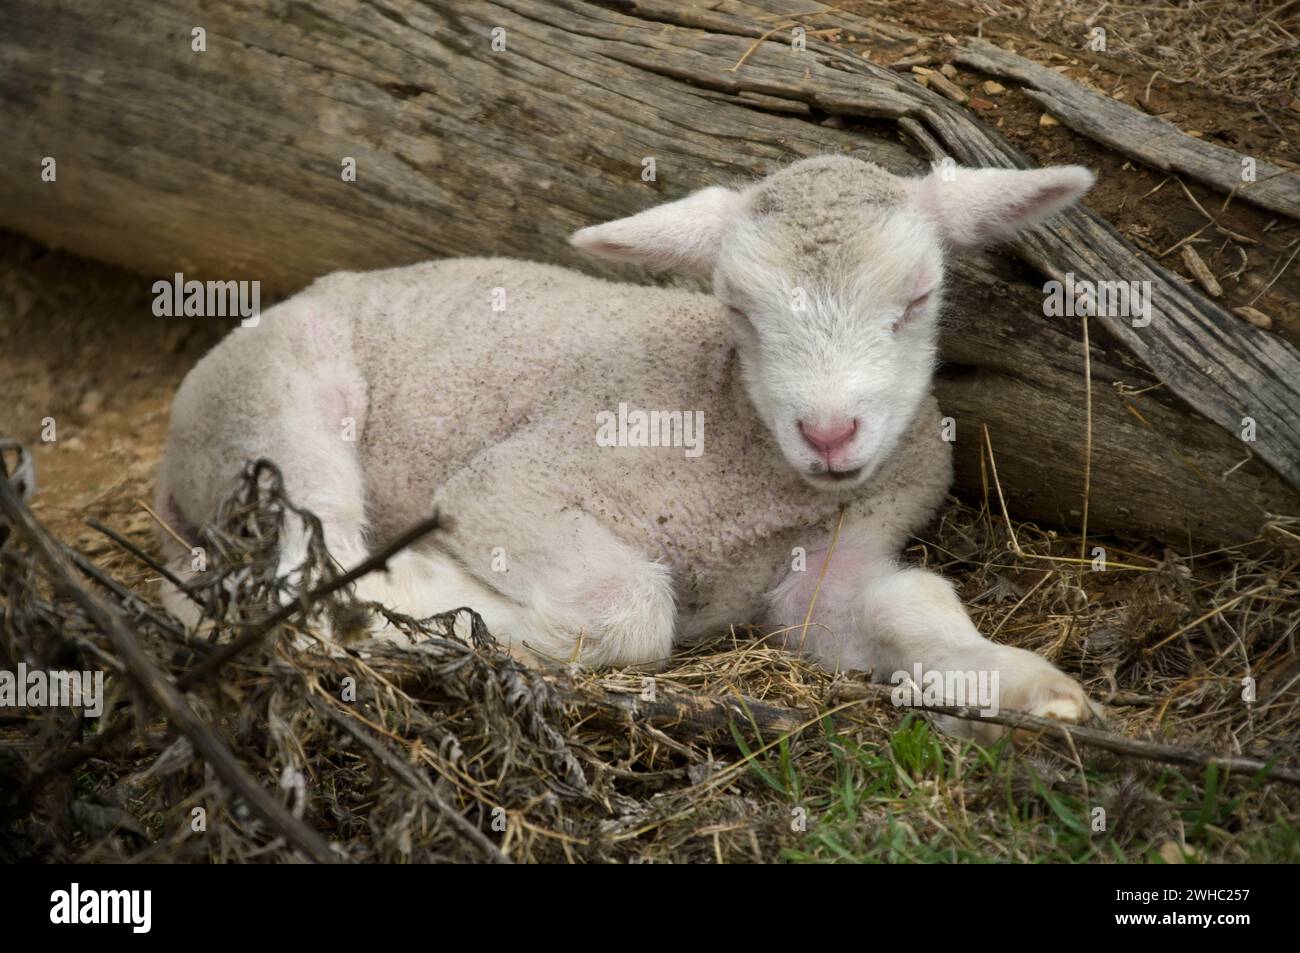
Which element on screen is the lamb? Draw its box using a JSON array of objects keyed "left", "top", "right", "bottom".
[{"left": 155, "top": 155, "right": 1099, "bottom": 738}]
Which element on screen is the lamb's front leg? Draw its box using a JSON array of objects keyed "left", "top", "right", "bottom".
[
  {"left": 857, "top": 566, "right": 1096, "bottom": 740},
  {"left": 768, "top": 548, "right": 1095, "bottom": 741}
]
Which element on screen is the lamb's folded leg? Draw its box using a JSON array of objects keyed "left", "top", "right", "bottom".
[
  {"left": 768, "top": 549, "right": 1095, "bottom": 740},
  {"left": 158, "top": 457, "right": 530, "bottom": 649},
  {"left": 424, "top": 504, "right": 678, "bottom": 669},
  {"left": 348, "top": 548, "right": 533, "bottom": 651},
  {"left": 427, "top": 432, "right": 678, "bottom": 669},
  {"left": 151, "top": 331, "right": 521, "bottom": 645}
]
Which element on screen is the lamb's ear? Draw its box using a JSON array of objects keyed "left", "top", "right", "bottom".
[
  {"left": 906, "top": 165, "right": 1094, "bottom": 246},
  {"left": 570, "top": 186, "right": 744, "bottom": 274}
]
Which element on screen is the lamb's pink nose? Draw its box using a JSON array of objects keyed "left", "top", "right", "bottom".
[{"left": 798, "top": 418, "right": 858, "bottom": 456}]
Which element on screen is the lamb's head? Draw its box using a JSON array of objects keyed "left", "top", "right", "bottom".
[{"left": 572, "top": 155, "right": 1093, "bottom": 490}]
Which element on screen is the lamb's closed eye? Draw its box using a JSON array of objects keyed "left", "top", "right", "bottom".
[{"left": 891, "top": 290, "right": 932, "bottom": 333}]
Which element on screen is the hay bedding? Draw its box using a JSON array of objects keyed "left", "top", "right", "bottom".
[
  {"left": 2, "top": 438, "right": 1298, "bottom": 864},
  {"left": 0, "top": 452, "right": 814, "bottom": 863}
]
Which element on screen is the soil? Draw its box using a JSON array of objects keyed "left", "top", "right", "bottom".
[{"left": 0, "top": 235, "right": 234, "bottom": 560}]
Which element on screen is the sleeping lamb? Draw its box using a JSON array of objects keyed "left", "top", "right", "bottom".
[{"left": 156, "top": 155, "right": 1099, "bottom": 735}]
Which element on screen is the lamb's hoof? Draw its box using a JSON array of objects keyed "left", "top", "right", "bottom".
[
  {"left": 1031, "top": 689, "right": 1090, "bottom": 722},
  {"left": 935, "top": 649, "right": 1101, "bottom": 746},
  {"left": 1007, "top": 666, "right": 1102, "bottom": 747}
]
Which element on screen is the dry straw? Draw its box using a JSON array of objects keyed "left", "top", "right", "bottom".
[{"left": 1, "top": 444, "right": 1297, "bottom": 863}]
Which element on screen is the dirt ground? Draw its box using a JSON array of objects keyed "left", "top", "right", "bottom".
[
  {"left": 2, "top": 1, "right": 1298, "bottom": 863},
  {"left": 0, "top": 235, "right": 230, "bottom": 554}
]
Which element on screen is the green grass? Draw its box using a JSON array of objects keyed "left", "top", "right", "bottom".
[{"left": 733, "top": 715, "right": 1300, "bottom": 864}]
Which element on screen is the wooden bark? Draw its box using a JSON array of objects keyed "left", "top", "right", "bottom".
[
  {"left": 2, "top": 0, "right": 1298, "bottom": 545},
  {"left": 954, "top": 40, "right": 1300, "bottom": 220}
]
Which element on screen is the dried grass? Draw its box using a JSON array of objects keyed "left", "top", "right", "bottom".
[{"left": 2, "top": 444, "right": 1297, "bottom": 864}]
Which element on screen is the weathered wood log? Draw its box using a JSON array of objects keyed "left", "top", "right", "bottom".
[
  {"left": 2, "top": 0, "right": 1298, "bottom": 546},
  {"left": 954, "top": 40, "right": 1300, "bottom": 220}
]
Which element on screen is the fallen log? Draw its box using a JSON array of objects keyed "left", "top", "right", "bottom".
[
  {"left": 954, "top": 40, "right": 1300, "bottom": 220},
  {"left": 1, "top": 0, "right": 1298, "bottom": 545}
]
